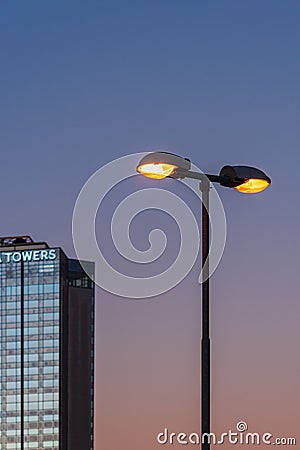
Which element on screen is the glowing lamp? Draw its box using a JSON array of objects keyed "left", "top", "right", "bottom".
[
  {"left": 137, "top": 152, "right": 191, "bottom": 179},
  {"left": 220, "top": 165, "right": 271, "bottom": 194}
]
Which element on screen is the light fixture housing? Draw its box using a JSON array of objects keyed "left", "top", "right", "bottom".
[
  {"left": 220, "top": 165, "right": 271, "bottom": 194},
  {"left": 137, "top": 153, "right": 271, "bottom": 194},
  {"left": 136, "top": 152, "right": 191, "bottom": 179}
]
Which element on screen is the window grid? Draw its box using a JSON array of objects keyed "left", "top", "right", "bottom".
[{"left": 0, "top": 256, "right": 60, "bottom": 450}]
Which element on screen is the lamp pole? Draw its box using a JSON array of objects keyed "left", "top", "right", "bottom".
[
  {"left": 200, "top": 178, "right": 210, "bottom": 450},
  {"left": 136, "top": 152, "right": 271, "bottom": 450}
]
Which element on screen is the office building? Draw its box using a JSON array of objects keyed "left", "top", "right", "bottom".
[{"left": 0, "top": 236, "right": 94, "bottom": 450}]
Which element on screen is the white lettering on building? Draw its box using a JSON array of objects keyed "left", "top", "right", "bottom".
[{"left": 0, "top": 249, "right": 57, "bottom": 264}]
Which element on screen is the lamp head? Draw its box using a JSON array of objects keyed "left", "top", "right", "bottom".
[
  {"left": 220, "top": 165, "right": 271, "bottom": 193},
  {"left": 136, "top": 152, "right": 191, "bottom": 179}
]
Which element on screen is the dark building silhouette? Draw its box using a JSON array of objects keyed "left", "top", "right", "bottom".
[{"left": 0, "top": 236, "right": 94, "bottom": 450}]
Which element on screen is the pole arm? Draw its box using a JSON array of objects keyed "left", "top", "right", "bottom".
[
  {"left": 170, "top": 169, "right": 229, "bottom": 185},
  {"left": 170, "top": 168, "right": 245, "bottom": 188}
]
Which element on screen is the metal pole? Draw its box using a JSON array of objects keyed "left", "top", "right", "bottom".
[{"left": 200, "top": 178, "right": 210, "bottom": 450}]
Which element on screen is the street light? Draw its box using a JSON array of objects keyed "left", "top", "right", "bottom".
[
  {"left": 136, "top": 151, "right": 271, "bottom": 450},
  {"left": 137, "top": 151, "right": 271, "bottom": 193}
]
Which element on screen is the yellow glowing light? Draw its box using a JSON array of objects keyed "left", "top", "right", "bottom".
[
  {"left": 234, "top": 178, "right": 270, "bottom": 194},
  {"left": 137, "top": 163, "right": 178, "bottom": 179}
]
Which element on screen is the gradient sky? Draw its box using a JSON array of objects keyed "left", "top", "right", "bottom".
[{"left": 1, "top": 1, "right": 300, "bottom": 449}]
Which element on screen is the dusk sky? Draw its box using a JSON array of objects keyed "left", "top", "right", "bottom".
[{"left": 1, "top": 1, "right": 300, "bottom": 448}]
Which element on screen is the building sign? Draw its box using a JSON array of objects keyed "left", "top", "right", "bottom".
[{"left": 0, "top": 249, "right": 57, "bottom": 264}]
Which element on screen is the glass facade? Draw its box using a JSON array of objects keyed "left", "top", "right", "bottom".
[{"left": 0, "top": 244, "right": 94, "bottom": 450}]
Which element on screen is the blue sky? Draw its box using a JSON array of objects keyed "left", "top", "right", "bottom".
[{"left": 1, "top": 2, "right": 300, "bottom": 448}]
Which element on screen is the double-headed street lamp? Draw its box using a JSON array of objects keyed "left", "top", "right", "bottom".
[{"left": 136, "top": 152, "right": 271, "bottom": 450}]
